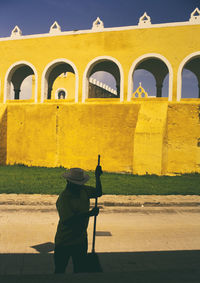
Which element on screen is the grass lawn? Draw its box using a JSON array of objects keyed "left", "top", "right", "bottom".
[{"left": 0, "top": 165, "right": 200, "bottom": 195}]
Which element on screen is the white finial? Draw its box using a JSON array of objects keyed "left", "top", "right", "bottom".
[
  {"left": 92, "top": 17, "right": 104, "bottom": 30},
  {"left": 11, "top": 26, "right": 22, "bottom": 37},
  {"left": 189, "top": 8, "right": 200, "bottom": 23},
  {"left": 49, "top": 21, "right": 61, "bottom": 34},
  {"left": 138, "top": 12, "right": 151, "bottom": 27}
]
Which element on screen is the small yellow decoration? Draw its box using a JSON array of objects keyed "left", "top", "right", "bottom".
[{"left": 132, "top": 83, "right": 148, "bottom": 98}]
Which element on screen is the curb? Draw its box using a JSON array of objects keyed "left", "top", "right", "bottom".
[{"left": 0, "top": 194, "right": 200, "bottom": 208}]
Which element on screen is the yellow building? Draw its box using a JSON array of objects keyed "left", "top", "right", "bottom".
[{"left": 0, "top": 10, "right": 200, "bottom": 175}]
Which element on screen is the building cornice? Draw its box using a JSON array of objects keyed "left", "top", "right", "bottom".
[{"left": 0, "top": 8, "right": 199, "bottom": 42}]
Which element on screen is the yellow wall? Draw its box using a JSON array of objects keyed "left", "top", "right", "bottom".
[
  {"left": 0, "top": 105, "right": 7, "bottom": 164},
  {"left": 133, "top": 102, "right": 168, "bottom": 175},
  {"left": 58, "top": 102, "right": 139, "bottom": 171},
  {"left": 0, "top": 22, "right": 199, "bottom": 174},
  {"left": 0, "top": 23, "right": 200, "bottom": 102},
  {"left": 5, "top": 102, "right": 140, "bottom": 172},
  {"left": 167, "top": 102, "right": 200, "bottom": 173},
  {"left": 6, "top": 104, "right": 58, "bottom": 167},
  {"left": 1, "top": 101, "right": 199, "bottom": 175},
  {"left": 52, "top": 73, "right": 75, "bottom": 100}
]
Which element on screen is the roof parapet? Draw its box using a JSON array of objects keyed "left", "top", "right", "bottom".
[
  {"left": 189, "top": 7, "right": 200, "bottom": 23},
  {"left": 4, "top": 7, "right": 200, "bottom": 41},
  {"left": 138, "top": 12, "right": 152, "bottom": 27},
  {"left": 49, "top": 21, "right": 61, "bottom": 34},
  {"left": 11, "top": 26, "right": 22, "bottom": 38},
  {"left": 92, "top": 17, "right": 104, "bottom": 31}
]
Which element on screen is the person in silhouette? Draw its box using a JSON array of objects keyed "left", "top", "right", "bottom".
[{"left": 54, "top": 165, "right": 103, "bottom": 273}]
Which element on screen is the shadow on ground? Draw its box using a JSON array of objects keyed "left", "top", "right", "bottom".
[{"left": 0, "top": 250, "right": 200, "bottom": 282}]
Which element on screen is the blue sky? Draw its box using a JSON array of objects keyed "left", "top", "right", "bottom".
[
  {"left": 0, "top": 0, "right": 199, "bottom": 36},
  {"left": 3, "top": 0, "right": 200, "bottom": 99}
]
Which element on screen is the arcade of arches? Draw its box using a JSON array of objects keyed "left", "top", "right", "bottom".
[
  {"left": 0, "top": 13, "right": 200, "bottom": 176},
  {"left": 3, "top": 55, "right": 200, "bottom": 102}
]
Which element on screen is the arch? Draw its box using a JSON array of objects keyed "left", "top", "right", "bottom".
[
  {"left": 4, "top": 61, "right": 38, "bottom": 103},
  {"left": 55, "top": 88, "right": 67, "bottom": 99},
  {"left": 82, "top": 56, "right": 124, "bottom": 102},
  {"left": 133, "top": 69, "right": 157, "bottom": 97},
  {"left": 128, "top": 53, "right": 173, "bottom": 101},
  {"left": 177, "top": 52, "right": 200, "bottom": 101},
  {"left": 41, "top": 58, "right": 78, "bottom": 103}
]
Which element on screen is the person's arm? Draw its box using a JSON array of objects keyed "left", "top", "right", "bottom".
[
  {"left": 62, "top": 207, "right": 99, "bottom": 226},
  {"left": 95, "top": 165, "right": 103, "bottom": 197},
  {"left": 85, "top": 165, "right": 103, "bottom": 198}
]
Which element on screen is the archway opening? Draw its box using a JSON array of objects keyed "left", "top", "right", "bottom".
[
  {"left": 44, "top": 62, "right": 75, "bottom": 100},
  {"left": 87, "top": 60, "right": 120, "bottom": 98},
  {"left": 132, "top": 58, "right": 169, "bottom": 98},
  {"left": 56, "top": 89, "right": 67, "bottom": 99},
  {"left": 181, "top": 57, "right": 200, "bottom": 99},
  {"left": 89, "top": 71, "right": 118, "bottom": 98},
  {"left": 7, "top": 64, "right": 35, "bottom": 100},
  {"left": 133, "top": 69, "right": 156, "bottom": 97}
]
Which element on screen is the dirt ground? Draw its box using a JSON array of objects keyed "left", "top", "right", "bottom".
[
  {"left": 0, "top": 194, "right": 200, "bottom": 254},
  {"left": 1, "top": 194, "right": 200, "bottom": 281}
]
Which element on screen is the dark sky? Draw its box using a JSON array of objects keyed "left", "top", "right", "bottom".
[{"left": 0, "top": 0, "right": 199, "bottom": 36}]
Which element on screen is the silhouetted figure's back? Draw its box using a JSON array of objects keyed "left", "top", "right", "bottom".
[{"left": 54, "top": 166, "right": 102, "bottom": 273}]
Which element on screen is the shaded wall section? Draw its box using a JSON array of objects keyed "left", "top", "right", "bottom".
[
  {"left": 0, "top": 105, "right": 7, "bottom": 164},
  {"left": 167, "top": 103, "right": 200, "bottom": 173}
]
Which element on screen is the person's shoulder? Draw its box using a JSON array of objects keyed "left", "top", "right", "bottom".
[
  {"left": 58, "top": 189, "right": 69, "bottom": 199},
  {"left": 82, "top": 185, "right": 94, "bottom": 192},
  {"left": 83, "top": 185, "right": 98, "bottom": 198}
]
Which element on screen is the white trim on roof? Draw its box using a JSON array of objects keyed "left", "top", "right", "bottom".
[{"left": 0, "top": 17, "right": 200, "bottom": 42}]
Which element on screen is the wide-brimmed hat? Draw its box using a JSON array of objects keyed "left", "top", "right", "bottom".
[{"left": 62, "top": 168, "right": 90, "bottom": 185}]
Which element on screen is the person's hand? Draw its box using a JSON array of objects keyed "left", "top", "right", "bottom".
[
  {"left": 95, "top": 165, "right": 103, "bottom": 178},
  {"left": 89, "top": 207, "right": 99, "bottom": 217}
]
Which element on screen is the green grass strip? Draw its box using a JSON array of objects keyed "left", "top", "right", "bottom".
[{"left": 0, "top": 165, "right": 200, "bottom": 195}]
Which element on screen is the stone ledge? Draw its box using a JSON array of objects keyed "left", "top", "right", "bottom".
[{"left": 0, "top": 194, "right": 200, "bottom": 207}]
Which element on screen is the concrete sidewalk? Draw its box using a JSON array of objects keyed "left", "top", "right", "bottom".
[{"left": 0, "top": 194, "right": 200, "bottom": 207}]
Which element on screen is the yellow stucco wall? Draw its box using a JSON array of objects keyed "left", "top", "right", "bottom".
[
  {"left": 0, "top": 22, "right": 200, "bottom": 102},
  {"left": 52, "top": 73, "right": 75, "bottom": 100},
  {"left": 5, "top": 102, "right": 140, "bottom": 172},
  {"left": 1, "top": 101, "right": 199, "bottom": 174},
  {"left": 133, "top": 102, "right": 168, "bottom": 175},
  {"left": 0, "top": 21, "right": 199, "bottom": 174},
  {"left": 6, "top": 104, "right": 58, "bottom": 167},
  {"left": 167, "top": 103, "right": 200, "bottom": 173},
  {"left": 0, "top": 105, "right": 7, "bottom": 164}
]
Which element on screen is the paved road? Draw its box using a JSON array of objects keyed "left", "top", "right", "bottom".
[{"left": 0, "top": 204, "right": 200, "bottom": 282}]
